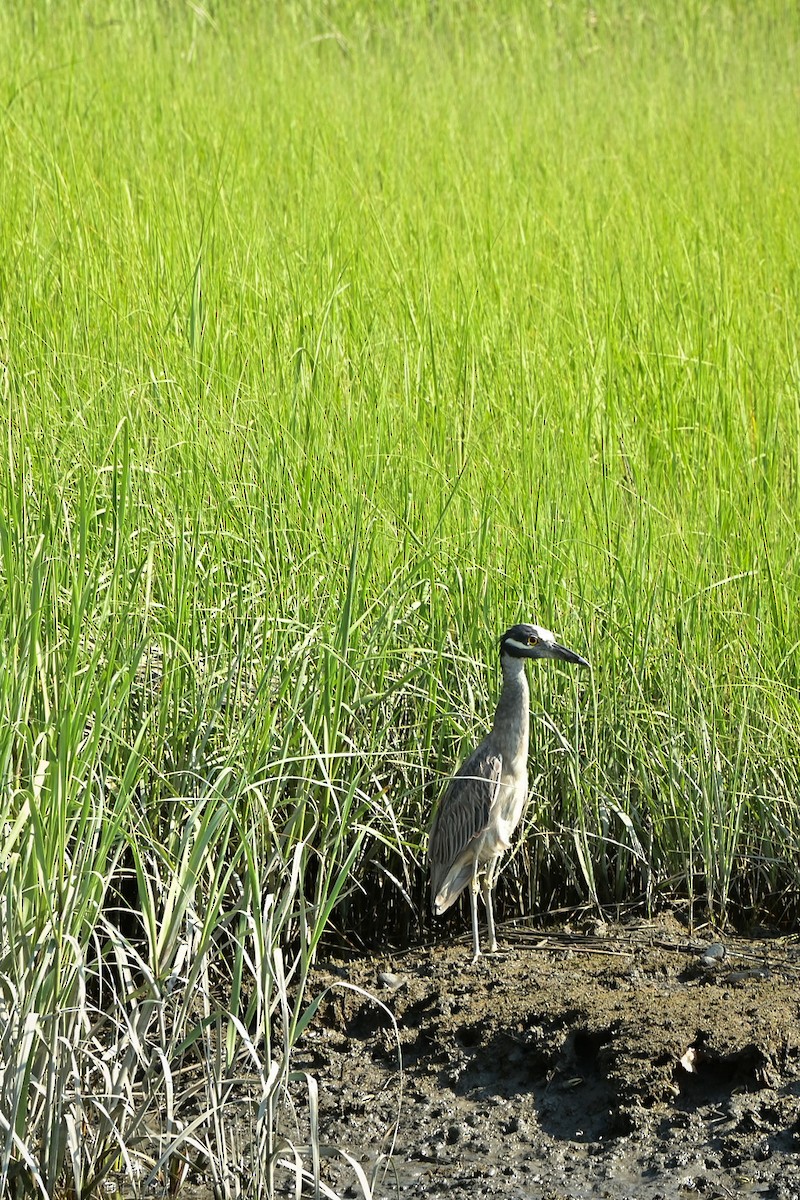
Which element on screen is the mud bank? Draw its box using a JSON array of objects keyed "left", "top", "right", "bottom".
[{"left": 293, "top": 914, "right": 800, "bottom": 1199}]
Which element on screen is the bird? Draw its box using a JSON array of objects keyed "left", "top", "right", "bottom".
[{"left": 428, "top": 622, "right": 589, "bottom": 960}]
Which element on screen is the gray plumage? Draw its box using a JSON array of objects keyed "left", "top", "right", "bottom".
[{"left": 428, "top": 622, "right": 589, "bottom": 960}]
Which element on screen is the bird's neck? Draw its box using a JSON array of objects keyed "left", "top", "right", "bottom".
[{"left": 492, "top": 655, "right": 530, "bottom": 763}]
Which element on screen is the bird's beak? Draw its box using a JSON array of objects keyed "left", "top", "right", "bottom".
[{"left": 550, "top": 642, "right": 590, "bottom": 667}]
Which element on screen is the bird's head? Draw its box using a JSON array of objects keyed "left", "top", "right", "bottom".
[{"left": 499, "top": 623, "right": 589, "bottom": 667}]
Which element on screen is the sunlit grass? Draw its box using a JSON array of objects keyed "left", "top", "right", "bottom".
[{"left": 1, "top": 0, "right": 799, "bottom": 1193}]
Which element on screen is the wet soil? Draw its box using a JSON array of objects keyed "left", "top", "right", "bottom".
[{"left": 292, "top": 914, "right": 800, "bottom": 1199}]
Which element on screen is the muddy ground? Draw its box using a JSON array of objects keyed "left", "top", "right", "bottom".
[{"left": 288, "top": 913, "right": 800, "bottom": 1199}]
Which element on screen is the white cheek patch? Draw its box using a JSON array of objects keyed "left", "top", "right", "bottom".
[{"left": 505, "top": 638, "right": 536, "bottom": 655}]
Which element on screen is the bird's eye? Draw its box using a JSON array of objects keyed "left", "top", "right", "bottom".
[{"left": 527, "top": 635, "right": 538, "bottom": 646}]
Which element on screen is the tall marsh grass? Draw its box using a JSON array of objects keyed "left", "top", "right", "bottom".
[{"left": 1, "top": 0, "right": 799, "bottom": 1193}]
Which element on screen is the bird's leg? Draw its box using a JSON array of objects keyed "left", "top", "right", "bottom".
[
  {"left": 482, "top": 856, "right": 501, "bottom": 953},
  {"left": 470, "top": 855, "right": 482, "bottom": 962},
  {"left": 482, "top": 881, "right": 497, "bottom": 953}
]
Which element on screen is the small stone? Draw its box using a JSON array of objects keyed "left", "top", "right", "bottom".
[
  {"left": 377, "top": 971, "right": 405, "bottom": 990},
  {"left": 700, "top": 942, "right": 726, "bottom": 968}
]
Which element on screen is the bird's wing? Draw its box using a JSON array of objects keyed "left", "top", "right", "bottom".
[{"left": 428, "top": 746, "right": 502, "bottom": 909}]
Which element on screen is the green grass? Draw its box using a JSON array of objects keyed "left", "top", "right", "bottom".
[{"left": 1, "top": 0, "right": 800, "bottom": 1193}]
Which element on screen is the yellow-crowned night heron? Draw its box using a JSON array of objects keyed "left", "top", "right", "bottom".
[{"left": 428, "top": 623, "right": 589, "bottom": 960}]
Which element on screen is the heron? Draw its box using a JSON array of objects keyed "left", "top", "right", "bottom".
[{"left": 428, "top": 623, "right": 589, "bottom": 960}]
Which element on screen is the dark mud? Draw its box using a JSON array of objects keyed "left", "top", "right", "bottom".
[{"left": 292, "top": 914, "right": 800, "bottom": 1199}]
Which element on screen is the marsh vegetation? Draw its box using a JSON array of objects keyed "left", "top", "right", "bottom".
[{"left": 1, "top": 1, "right": 798, "bottom": 1194}]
